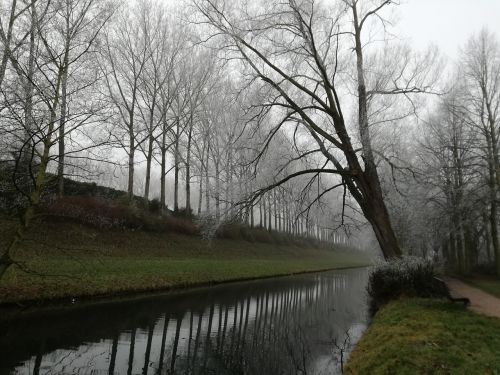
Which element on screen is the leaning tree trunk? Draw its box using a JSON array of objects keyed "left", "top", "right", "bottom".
[
  {"left": 0, "top": 66, "right": 64, "bottom": 279},
  {"left": 356, "top": 178, "right": 401, "bottom": 259},
  {"left": 350, "top": 3, "right": 401, "bottom": 259}
]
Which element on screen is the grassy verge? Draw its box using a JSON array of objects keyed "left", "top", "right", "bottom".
[
  {"left": 0, "top": 218, "right": 371, "bottom": 304},
  {"left": 464, "top": 277, "right": 500, "bottom": 299},
  {"left": 346, "top": 298, "right": 500, "bottom": 374}
]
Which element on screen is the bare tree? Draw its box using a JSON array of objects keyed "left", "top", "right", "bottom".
[
  {"left": 135, "top": 0, "right": 174, "bottom": 207},
  {"left": 419, "top": 90, "right": 479, "bottom": 272},
  {"left": 56, "top": 0, "right": 114, "bottom": 196},
  {"left": 193, "top": 0, "right": 440, "bottom": 258},
  {"left": 461, "top": 28, "right": 500, "bottom": 275},
  {"left": 182, "top": 49, "right": 217, "bottom": 213},
  {"left": 0, "top": 0, "right": 113, "bottom": 278},
  {"left": 101, "top": 1, "right": 150, "bottom": 203}
]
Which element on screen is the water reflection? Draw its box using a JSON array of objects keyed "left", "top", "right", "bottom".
[{"left": 0, "top": 268, "right": 369, "bottom": 375}]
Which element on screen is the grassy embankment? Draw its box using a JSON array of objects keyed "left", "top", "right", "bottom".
[
  {"left": 346, "top": 298, "right": 500, "bottom": 374},
  {"left": 0, "top": 216, "right": 371, "bottom": 304}
]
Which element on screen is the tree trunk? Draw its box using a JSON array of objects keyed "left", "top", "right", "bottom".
[
  {"left": 259, "top": 201, "right": 262, "bottom": 227},
  {"left": 449, "top": 231, "right": 457, "bottom": 271},
  {"left": 487, "top": 145, "right": 500, "bottom": 276},
  {"left": 441, "top": 240, "right": 449, "bottom": 264},
  {"left": 278, "top": 192, "right": 283, "bottom": 232},
  {"left": 0, "top": 0, "right": 18, "bottom": 89},
  {"left": 350, "top": 3, "right": 402, "bottom": 259},
  {"left": 484, "top": 212, "right": 493, "bottom": 263},
  {"left": 227, "top": 148, "right": 234, "bottom": 218},
  {"left": 491, "top": 201, "right": 500, "bottom": 277},
  {"left": 361, "top": 195, "right": 401, "bottom": 259},
  {"left": 1, "top": 67, "right": 64, "bottom": 279},
  {"left": 286, "top": 204, "right": 291, "bottom": 234},
  {"left": 20, "top": 6, "right": 36, "bottom": 195},
  {"left": 238, "top": 169, "right": 243, "bottom": 222},
  {"left": 143, "top": 134, "right": 154, "bottom": 207},
  {"left": 174, "top": 121, "right": 180, "bottom": 212},
  {"left": 205, "top": 142, "right": 210, "bottom": 213},
  {"left": 267, "top": 194, "right": 272, "bottom": 231},
  {"left": 198, "top": 172, "right": 203, "bottom": 216},
  {"left": 273, "top": 190, "right": 278, "bottom": 230},
  {"left": 185, "top": 117, "right": 193, "bottom": 214},
  {"left": 455, "top": 223, "right": 465, "bottom": 274},
  {"left": 215, "top": 161, "right": 220, "bottom": 220},
  {"left": 160, "top": 128, "right": 167, "bottom": 214},
  {"left": 250, "top": 202, "right": 254, "bottom": 228},
  {"left": 128, "top": 136, "right": 135, "bottom": 203},
  {"left": 57, "top": 77, "right": 67, "bottom": 197},
  {"left": 263, "top": 195, "right": 267, "bottom": 229}
]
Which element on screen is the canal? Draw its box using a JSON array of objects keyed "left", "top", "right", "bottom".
[{"left": 0, "top": 267, "right": 370, "bottom": 375}]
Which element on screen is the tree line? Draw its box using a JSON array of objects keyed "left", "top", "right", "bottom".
[
  {"left": 0, "top": 0, "right": 499, "bottom": 277},
  {"left": 389, "top": 30, "right": 500, "bottom": 276}
]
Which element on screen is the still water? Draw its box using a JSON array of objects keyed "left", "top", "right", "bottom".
[{"left": 0, "top": 268, "right": 370, "bottom": 375}]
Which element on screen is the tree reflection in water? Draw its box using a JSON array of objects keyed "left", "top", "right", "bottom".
[{"left": 1, "top": 268, "right": 369, "bottom": 375}]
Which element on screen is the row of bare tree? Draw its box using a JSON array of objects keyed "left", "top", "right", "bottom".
[
  {"left": 386, "top": 30, "right": 500, "bottom": 275},
  {"left": 2, "top": 0, "right": 499, "bottom": 277},
  {"left": 0, "top": 0, "right": 354, "bottom": 279}
]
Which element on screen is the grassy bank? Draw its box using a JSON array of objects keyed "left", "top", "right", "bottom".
[
  {"left": 346, "top": 298, "right": 500, "bottom": 374},
  {"left": 0, "top": 217, "right": 371, "bottom": 304}
]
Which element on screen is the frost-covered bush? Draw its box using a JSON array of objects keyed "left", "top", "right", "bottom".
[
  {"left": 197, "top": 213, "right": 219, "bottom": 240},
  {"left": 368, "top": 256, "right": 445, "bottom": 312}
]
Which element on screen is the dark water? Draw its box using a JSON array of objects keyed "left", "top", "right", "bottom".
[{"left": 0, "top": 268, "right": 370, "bottom": 375}]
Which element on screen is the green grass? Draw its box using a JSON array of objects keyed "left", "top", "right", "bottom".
[
  {"left": 346, "top": 298, "right": 500, "bottom": 375},
  {"left": 464, "top": 277, "right": 500, "bottom": 299},
  {"left": 0, "top": 218, "right": 371, "bottom": 303}
]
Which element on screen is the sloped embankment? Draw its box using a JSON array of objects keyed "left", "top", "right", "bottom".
[{"left": 0, "top": 217, "right": 371, "bottom": 305}]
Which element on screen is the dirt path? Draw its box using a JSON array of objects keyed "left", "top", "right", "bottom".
[{"left": 444, "top": 277, "right": 500, "bottom": 319}]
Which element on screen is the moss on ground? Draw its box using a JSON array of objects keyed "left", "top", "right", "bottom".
[{"left": 346, "top": 298, "right": 500, "bottom": 375}]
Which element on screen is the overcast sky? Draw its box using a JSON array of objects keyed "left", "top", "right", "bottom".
[{"left": 396, "top": 0, "right": 500, "bottom": 59}]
